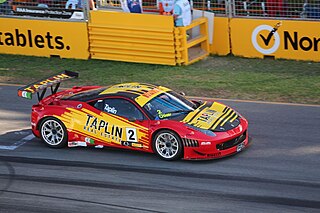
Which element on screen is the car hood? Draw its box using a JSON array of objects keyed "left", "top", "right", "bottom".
[{"left": 182, "top": 101, "right": 240, "bottom": 132}]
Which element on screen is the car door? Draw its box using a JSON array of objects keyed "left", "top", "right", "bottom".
[{"left": 89, "top": 97, "right": 151, "bottom": 150}]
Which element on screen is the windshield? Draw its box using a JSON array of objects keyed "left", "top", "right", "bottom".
[{"left": 143, "top": 91, "right": 195, "bottom": 120}]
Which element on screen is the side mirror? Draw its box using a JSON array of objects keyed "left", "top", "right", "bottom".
[
  {"left": 179, "top": 91, "right": 186, "bottom": 96},
  {"left": 128, "top": 117, "right": 137, "bottom": 122}
]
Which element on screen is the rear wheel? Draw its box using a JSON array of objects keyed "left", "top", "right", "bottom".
[
  {"left": 40, "top": 117, "right": 68, "bottom": 148},
  {"left": 153, "top": 130, "right": 183, "bottom": 161}
]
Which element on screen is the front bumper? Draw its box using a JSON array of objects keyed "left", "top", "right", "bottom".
[
  {"left": 183, "top": 136, "right": 251, "bottom": 160},
  {"left": 182, "top": 118, "right": 250, "bottom": 160}
]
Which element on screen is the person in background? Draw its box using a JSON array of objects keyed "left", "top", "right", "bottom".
[
  {"left": 173, "top": 0, "right": 192, "bottom": 26},
  {"left": 121, "top": 0, "right": 143, "bottom": 13},
  {"left": 159, "top": 0, "right": 174, "bottom": 15},
  {"left": 0, "top": 0, "right": 12, "bottom": 14},
  {"left": 65, "top": 0, "right": 79, "bottom": 9},
  {"left": 266, "top": 0, "right": 284, "bottom": 16},
  {"left": 37, "top": 0, "right": 49, "bottom": 8},
  {"left": 65, "top": 0, "right": 96, "bottom": 10}
]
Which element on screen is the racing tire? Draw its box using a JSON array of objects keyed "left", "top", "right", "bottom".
[
  {"left": 39, "top": 117, "right": 68, "bottom": 148},
  {"left": 153, "top": 130, "right": 183, "bottom": 161}
]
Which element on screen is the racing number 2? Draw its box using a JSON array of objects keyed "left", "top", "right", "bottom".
[{"left": 126, "top": 128, "right": 137, "bottom": 142}]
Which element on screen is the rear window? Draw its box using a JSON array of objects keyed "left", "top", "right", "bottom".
[{"left": 63, "top": 87, "right": 106, "bottom": 101}]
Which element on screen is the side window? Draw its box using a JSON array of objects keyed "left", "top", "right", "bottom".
[
  {"left": 93, "top": 100, "right": 104, "bottom": 111},
  {"left": 102, "top": 98, "right": 145, "bottom": 120}
]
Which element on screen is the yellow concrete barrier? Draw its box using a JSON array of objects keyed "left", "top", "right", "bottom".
[
  {"left": 88, "top": 10, "right": 177, "bottom": 65},
  {"left": 210, "top": 16, "right": 230, "bottom": 56},
  {"left": 230, "top": 18, "right": 320, "bottom": 62},
  {"left": 174, "top": 17, "right": 210, "bottom": 65},
  {"left": 0, "top": 18, "right": 89, "bottom": 59}
]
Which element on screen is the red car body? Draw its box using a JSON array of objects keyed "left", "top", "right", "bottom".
[{"left": 19, "top": 71, "right": 250, "bottom": 160}]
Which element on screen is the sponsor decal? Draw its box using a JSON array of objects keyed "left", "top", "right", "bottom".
[
  {"left": 0, "top": 29, "right": 69, "bottom": 50},
  {"left": 18, "top": 90, "right": 32, "bottom": 99},
  {"left": 251, "top": 22, "right": 281, "bottom": 55},
  {"left": 156, "top": 110, "right": 171, "bottom": 119},
  {"left": 283, "top": 31, "right": 320, "bottom": 52},
  {"left": 201, "top": 142, "right": 211, "bottom": 145},
  {"left": 84, "top": 114, "right": 123, "bottom": 143},
  {"left": 85, "top": 137, "right": 94, "bottom": 144},
  {"left": 104, "top": 104, "right": 117, "bottom": 114},
  {"left": 125, "top": 128, "right": 137, "bottom": 142},
  {"left": 142, "top": 88, "right": 161, "bottom": 98},
  {"left": 196, "top": 109, "right": 217, "bottom": 124},
  {"left": 114, "top": 84, "right": 142, "bottom": 89},
  {"left": 21, "top": 73, "right": 71, "bottom": 93},
  {"left": 208, "top": 152, "right": 221, "bottom": 157},
  {"left": 13, "top": 6, "right": 82, "bottom": 19},
  {"left": 121, "top": 141, "right": 143, "bottom": 148},
  {"left": 237, "top": 141, "right": 245, "bottom": 152},
  {"left": 68, "top": 141, "right": 87, "bottom": 147},
  {"left": 55, "top": 107, "right": 150, "bottom": 149},
  {"left": 252, "top": 21, "right": 319, "bottom": 54}
]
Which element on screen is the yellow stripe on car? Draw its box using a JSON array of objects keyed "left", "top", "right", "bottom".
[
  {"left": 211, "top": 109, "right": 233, "bottom": 130},
  {"left": 220, "top": 111, "right": 236, "bottom": 127}
]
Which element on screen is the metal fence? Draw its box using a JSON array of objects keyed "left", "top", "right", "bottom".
[
  {"left": 0, "top": 0, "right": 89, "bottom": 20},
  {"left": 233, "top": 0, "right": 320, "bottom": 19},
  {"left": 1, "top": 0, "right": 319, "bottom": 20}
]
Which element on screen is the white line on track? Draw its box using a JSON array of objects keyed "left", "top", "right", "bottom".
[{"left": 0, "top": 134, "right": 35, "bottom": 150}]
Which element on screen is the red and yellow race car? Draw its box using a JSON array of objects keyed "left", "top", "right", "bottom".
[{"left": 18, "top": 71, "right": 250, "bottom": 160}]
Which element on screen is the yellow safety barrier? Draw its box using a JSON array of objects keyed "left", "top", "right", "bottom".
[
  {"left": 175, "top": 17, "right": 210, "bottom": 65},
  {"left": 0, "top": 11, "right": 210, "bottom": 65},
  {"left": 88, "top": 10, "right": 177, "bottom": 65},
  {"left": 0, "top": 18, "right": 89, "bottom": 59},
  {"left": 230, "top": 18, "right": 320, "bottom": 62},
  {"left": 88, "top": 10, "right": 210, "bottom": 65},
  {"left": 210, "top": 16, "right": 230, "bottom": 56}
]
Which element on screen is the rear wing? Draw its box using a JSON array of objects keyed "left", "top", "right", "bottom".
[{"left": 17, "top": 70, "right": 79, "bottom": 101}]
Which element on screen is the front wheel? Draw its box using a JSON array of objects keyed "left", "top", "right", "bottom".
[
  {"left": 40, "top": 117, "right": 68, "bottom": 148},
  {"left": 153, "top": 130, "right": 183, "bottom": 161}
]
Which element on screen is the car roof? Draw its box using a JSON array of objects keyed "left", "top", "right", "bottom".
[{"left": 66, "top": 82, "right": 172, "bottom": 106}]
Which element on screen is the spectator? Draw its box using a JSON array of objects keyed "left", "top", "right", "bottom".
[
  {"left": 37, "top": 0, "right": 49, "bottom": 8},
  {"left": 65, "top": 0, "right": 78, "bottom": 9},
  {"left": 302, "top": 0, "right": 320, "bottom": 18},
  {"left": 121, "top": 0, "right": 143, "bottom": 13},
  {"left": 0, "top": 0, "right": 12, "bottom": 14},
  {"left": 159, "top": 0, "right": 174, "bottom": 15},
  {"left": 65, "top": 0, "right": 96, "bottom": 10},
  {"left": 173, "top": 0, "right": 192, "bottom": 26},
  {"left": 266, "top": 0, "right": 284, "bottom": 16}
]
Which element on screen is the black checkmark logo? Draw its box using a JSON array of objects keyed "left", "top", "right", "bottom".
[
  {"left": 259, "top": 32, "right": 274, "bottom": 46},
  {"left": 259, "top": 28, "right": 277, "bottom": 46},
  {"left": 259, "top": 22, "right": 282, "bottom": 46}
]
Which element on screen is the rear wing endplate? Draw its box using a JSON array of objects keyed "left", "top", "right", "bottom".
[{"left": 17, "top": 70, "right": 79, "bottom": 101}]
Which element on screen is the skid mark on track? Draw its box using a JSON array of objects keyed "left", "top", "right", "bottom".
[
  {"left": 0, "top": 134, "right": 34, "bottom": 150},
  {"left": 1, "top": 190, "right": 165, "bottom": 213}
]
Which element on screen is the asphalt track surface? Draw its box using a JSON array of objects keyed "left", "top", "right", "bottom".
[{"left": 0, "top": 84, "right": 319, "bottom": 213}]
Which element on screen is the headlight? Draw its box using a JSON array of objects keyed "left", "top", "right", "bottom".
[{"left": 185, "top": 124, "right": 216, "bottom": 137}]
